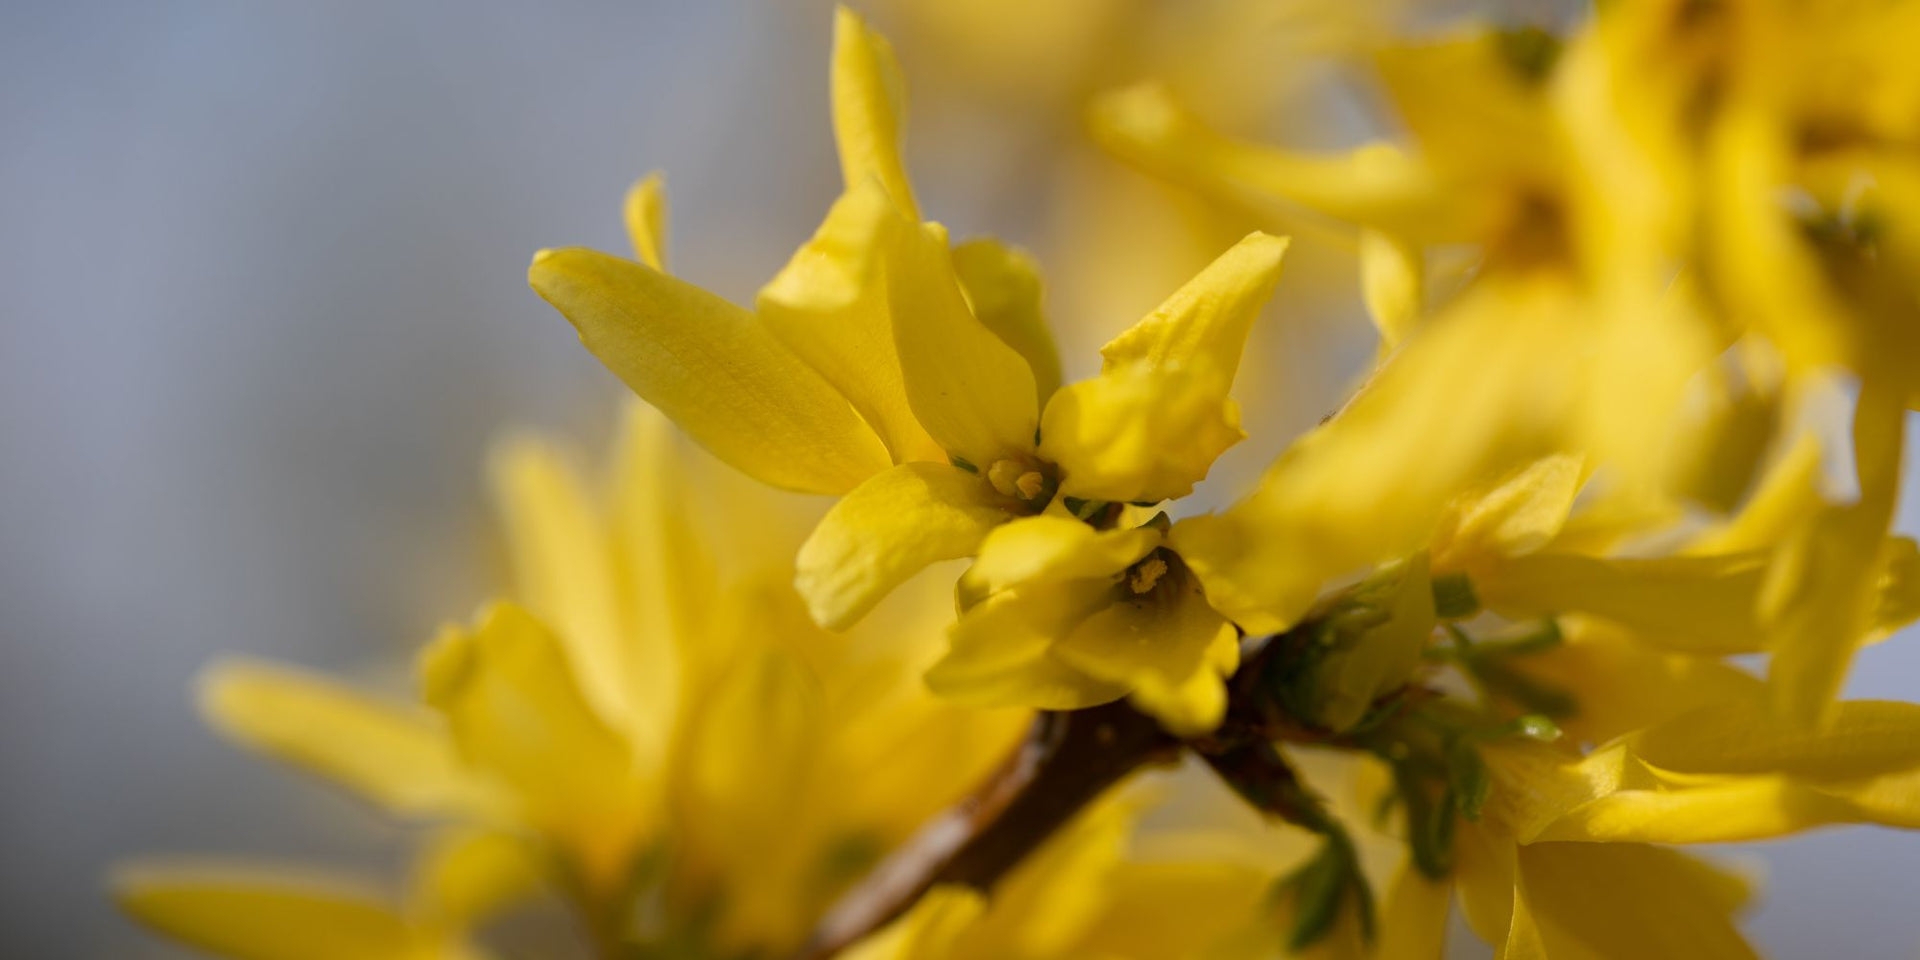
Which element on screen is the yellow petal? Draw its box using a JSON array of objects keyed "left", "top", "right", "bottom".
[
  {"left": 1432, "top": 453, "right": 1586, "bottom": 571},
  {"left": 529, "top": 247, "right": 888, "bottom": 495},
  {"left": 114, "top": 863, "right": 460, "bottom": 960},
  {"left": 890, "top": 220, "right": 1041, "bottom": 467},
  {"left": 1089, "top": 82, "right": 1458, "bottom": 240},
  {"left": 1051, "top": 566, "right": 1240, "bottom": 735},
  {"left": 796, "top": 462, "right": 1016, "bottom": 630},
  {"left": 1530, "top": 774, "right": 1858, "bottom": 844},
  {"left": 1070, "top": 861, "right": 1272, "bottom": 960},
  {"left": 1813, "top": 766, "right": 1920, "bottom": 829},
  {"left": 960, "top": 514, "right": 1160, "bottom": 598},
  {"left": 952, "top": 237, "right": 1063, "bottom": 409},
  {"left": 1359, "top": 229, "right": 1424, "bottom": 356},
  {"left": 970, "top": 790, "right": 1147, "bottom": 956},
  {"left": 758, "top": 181, "right": 943, "bottom": 464},
  {"left": 1451, "top": 822, "right": 1517, "bottom": 946},
  {"left": 418, "top": 602, "right": 648, "bottom": 891},
  {"left": 198, "top": 659, "right": 501, "bottom": 821},
  {"left": 1475, "top": 551, "right": 1769, "bottom": 655},
  {"left": 1763, "top": 384, "right": 1906, "bottom": 725},
  {"left": 1629, "top": 698, "right": 1920, "bottom": 781},
  {"left": 1374, "top": 866, "right": 1451, "bottom": 960},
  {"left": 409, "top": 829, "right": 543, "bottom": 932},
  {"left": 1503, "top": 624, "right": 1761, "bottom": 745},
  {"left": 839, "top": 887, "right": 983, "bottom": 960},
  {"left": 676, "top": 643, "right": 831, "bottom": 950},
  {"left": 1041, "top": 365, "right": 1246, "bottom": 504},
  {"left": 622, "top": 172, "right": 668, "bottom": 271},
  {"left": 832, "top": 5, "right": 919, "bottom": 221},
  {"left": 488, "top": 435, "right": 638, "bottom": 742},
  {"left": 1042, "top": 232, "right": 1288, "bottom": 502},
  {"left": 604, "top": 401, "right": 703, "bottom": 759},
  {"left": 1685, "top": 428, "right": 1826, "bottom": 555},
  {"left": 929, "top": 583, "right": 1128, "bottom": 711},
  {"left": 1507, "top": 843, "right": 1756, "bottom": 960}
]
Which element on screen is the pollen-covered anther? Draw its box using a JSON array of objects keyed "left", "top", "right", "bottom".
[
  {"left": 1128, "top": 554, "right": 1170, "bottom": 595},
  {"left": 987, "top": 459, "right": 1047, "bottom": 501},
  {"left": 1014, "top": 471, "right": 1046, "bottom": 500}
]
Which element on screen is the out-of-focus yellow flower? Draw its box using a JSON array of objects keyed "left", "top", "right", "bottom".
[
  {"left": 1105, "top": 2, "right": 1920, "bottom": 728},
  {"left": 119, "top": 400, "right": 1026, "bottom": 958},
  {"left": 531, "top": 7, "right": 1290, "bottom": 734}
]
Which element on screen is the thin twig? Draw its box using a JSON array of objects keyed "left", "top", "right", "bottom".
[{"left": 796, "top": 700, "right": 1181, "bottom": 960}]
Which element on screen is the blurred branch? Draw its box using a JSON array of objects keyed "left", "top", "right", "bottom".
[
  {"left": 796, "top": 625, "right": 1407, "bottom": 958},
  {"left": 797, "top": 700, "right": 1181, "bottom": 960}
]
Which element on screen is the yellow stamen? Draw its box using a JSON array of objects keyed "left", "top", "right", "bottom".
[
  {"left": 1128, "top": 555, "right": 1169, "bottom": 595},
  {"left": 987, "top": 459, "right": 1024, "bottom": 498},
  {"left": 1014, "top": 471, "right": 1045, "bottom": 501}
]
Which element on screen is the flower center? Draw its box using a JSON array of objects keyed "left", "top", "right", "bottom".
[
  {"left": 987, "top": 459, "right": 1049, "bottom": 503},
  {"left": 1127, "top": 554, "right": 1170, "bottom": 595}
]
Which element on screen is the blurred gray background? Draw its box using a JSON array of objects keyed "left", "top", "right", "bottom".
[{"left": 2, "top": 1, "right": 1916, "bottom": 956}]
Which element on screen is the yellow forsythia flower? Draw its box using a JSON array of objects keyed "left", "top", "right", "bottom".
[
  {"left": 530, "top": 7, "right": 1290, "bottom": 734},
  {"left": 118, "top": 402, "right": 1026, "bottom": 958}
]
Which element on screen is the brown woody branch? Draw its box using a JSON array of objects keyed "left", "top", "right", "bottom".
[
  {"left": 797, "top": 699, "right": 1182, "bottom": 960},
  {"left": 796, "top": 628, "right": 1356, "bottom": 960}
]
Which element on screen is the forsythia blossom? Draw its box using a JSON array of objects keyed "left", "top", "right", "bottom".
[{"left": 122, "top": 3, "right": 1920, "bottom": 959}]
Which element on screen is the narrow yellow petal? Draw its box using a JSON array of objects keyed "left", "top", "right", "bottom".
[
  {"left": 1042, "top": 232, "right": 1287, "bottom": 503},
  {"left": 1051, "top": 568, "right": 1240, "bottom": 735},
  {"left": 796, "top": 462, "right": 1016, "bottom": 630},
  {"left": 1097, "top": 232, "right": 1289, "bottom": 377},
  {"left": 198, "top": 659, "right": 500, "bottom": 821},
  {"left": 952, "top": 237, "right": 1063, "bottom": 409},
  {"left": 928, "top": 584, "right": 1127, "bottom": 711},
  {"left": 960, "top": 515, "right": 1159, "bottom": 599},
  {"left": 622, "top": 172, "right": 668, "bottom": 271},
  {"left": 832, "top": 5, "right": 919, "bottom": 221},
  {"left": 409, "top": 829, "right": 543, "bottom": 932},
  {"left": 488, "top": 435, "right": 635, "bottom": 737},
  {"left": 1089, "top": 82, "right": 1460, "bottom": 239},
  {"left": 1475, "top": 551, "right": 1769, "bottom": 655},
  {"left": 1686, "top": 428, "right": 1824, "bottom": 556},
  {"left": 676, "top": 643, "right": 831, "bottom": 950},
  {"left": 1814, "top": 766, "right": 1920, "bottom": 829},
  {"left": 1629, "top": 698, "right": 1920, "bottom": 781},
  {"left": 757, "top": 181, "right": 942, "bottom": 464},
  {"left": 604, "top": 401, "right": 702, "bottom": 763},
  {"left": 1359, "top": 229, "right": 1424, "bottom": 356},
  {"left": 1502, "top": 625, "right": 1761, "bottom": 744},
  {"left": 114, "top": 863, "right": 435, "bottom": 960},
  {"left": 1763, "top": 385, "right": 1906, "bottom": 725},
  {"left": 1452, "top": 823, "right": 1517, "bottom": 946},
  {"left": 1531, "top": 775, "right": 1857, "bottom": 844},
  {"left": 419, "top": 603, "right": 648, "bottom": 891},
  {"left": 1374, "top": 866, "right": 1450, "bottom": 960},
  {"left": 1432, "top": 453, "right": 1585, "bottom": 570},
  {"left": 529, "top": 247, "right": 888, "bottom": 494},
  {"left": 890, "top": 220, "right": 1041, "bottom": 467},
  {"left": 838, "top": 887, "right": 982, "bottom": 960},
  {"left": 1509, "top": 843, "right": 1757, "bottom": 960}
]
